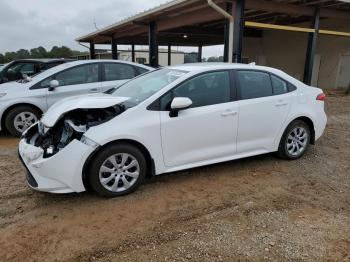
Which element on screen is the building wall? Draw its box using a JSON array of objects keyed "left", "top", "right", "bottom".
[
  {"left": 119, "top": 51, "right": 184, "bottom": 66},
  {"left": 242, "top": 19, "right": 350, "bottom": 89}
]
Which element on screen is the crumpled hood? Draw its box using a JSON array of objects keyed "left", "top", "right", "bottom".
[{"left": 41, "top": 93, "right": 130, "bottom": 127}]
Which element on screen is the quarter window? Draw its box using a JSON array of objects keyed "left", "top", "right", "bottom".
[
  {"left": 165, "top": 71, "right": 231, "bottom": 108},
  {"left": 271, "top": 75, "right": 288, "bottom": 95},
  {"left": 55, "top": 64, "right": 99, "bottom": 86},
  {"left": 104, "top": 63, "right": 136, "bottom": 81},
  {"left": 237, "top": 71, "right": 272, "bottom": 100}
]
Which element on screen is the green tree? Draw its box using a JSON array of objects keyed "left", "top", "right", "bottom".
[
  {"left": 30, "top": 46, "right": 48, "bottom": 58},
  {"left": 0, "top": 54, "right": 5, "bottom": 64},
  {"left": 49, "top": 46, "right": 73, "bottom": 58},
  {"left": 16, "top": 49, "right": 30, "bottom": 59}
]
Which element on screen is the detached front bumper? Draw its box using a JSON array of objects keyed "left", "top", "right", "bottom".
[{"left": 18, "top": 138, "right": 96, "bottom": 194}]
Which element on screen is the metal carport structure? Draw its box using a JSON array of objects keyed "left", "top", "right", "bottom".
[{"left": 76, "top": 0, "right": 350, "bottom": 85}]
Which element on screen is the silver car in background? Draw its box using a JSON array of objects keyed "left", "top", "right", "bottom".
[{"left": 0, "top": 60, "right": 152, "bottom": 136}]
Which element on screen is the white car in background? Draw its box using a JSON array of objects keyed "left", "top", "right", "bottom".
[
  {"left": 18, "top": 63, "right": 327, "bottom": 197},
  {"left": 0, "top": 60, "right": 152, "bottom": 136}
]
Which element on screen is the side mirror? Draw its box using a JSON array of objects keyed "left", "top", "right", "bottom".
[
  {"left": 169, "top": 97, "right": 192, "bottom": 117},
  {"left": 48, "top": 80, "right": 59, "bottom": 91}
]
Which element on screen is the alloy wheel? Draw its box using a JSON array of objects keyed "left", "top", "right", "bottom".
[
  {"left": 99, "top": 153, "right": 140, "bottom": 193},
  {"left": 286, "top": 126, "right": 308, "bottom": 157},
  {"left": 13, "top": 112, "right": 38, "bottom": 133}
]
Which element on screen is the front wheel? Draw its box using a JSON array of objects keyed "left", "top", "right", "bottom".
[
  {"left": 277, "top": 120, "right": 311, "bottom": 160},
  {"left": 88, "top": 143, "right": 147, "bottom": 197}
]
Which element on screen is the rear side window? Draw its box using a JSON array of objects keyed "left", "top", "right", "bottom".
[
  {"left": 237, "top": 71, "right": 272, "bottom": 100},
  {"left": 104, "top": 63, "right": 136, "bottom": 81},
  {"left": 55, "top": 64, "right": 99, "bottom": 86},
  {"left": 271, "top": 75, "right": 288, "bottom": 95}
]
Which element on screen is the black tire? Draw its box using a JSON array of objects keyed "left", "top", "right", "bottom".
[
  {"left": 277, "top": 120, "right": 311, "bottom": 160},
  {"left": 88, "top": 143, "right": 147, "bottom": 197},
  {"left": 5, "top": 106, "right": 41, "bottom": 137}
]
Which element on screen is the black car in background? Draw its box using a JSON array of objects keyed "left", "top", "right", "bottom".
[{"left": 0, "top": 59, "right": 75, "bottom": 84}]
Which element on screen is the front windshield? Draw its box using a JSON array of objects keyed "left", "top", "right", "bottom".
[{"left": 111, "top": 68, "right": 188, "bottom": 106}]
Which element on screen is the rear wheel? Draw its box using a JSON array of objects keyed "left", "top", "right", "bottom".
[
  {"left": 5, "top": 106, "right": 40, "bottom": 137},
  {"left": 88, "top": 143, "right": 147, "bottom": 197},
  {"left": 277, "top": 120, "right": 311, "bottom": 160}
]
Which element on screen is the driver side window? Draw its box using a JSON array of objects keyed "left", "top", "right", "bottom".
[{"left": 160, "top": 71, "right": 231, "bottom": 109}]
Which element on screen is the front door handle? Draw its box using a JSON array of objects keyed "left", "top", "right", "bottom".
[
  {"left": 275, "top": 102, "right": 288, "bottom": 107},
  {"left": 221, "top": 110, "right": 237, "bottom": 117},
  {"left": 89, "top": 88, "right": 99, "bottom": 93}
]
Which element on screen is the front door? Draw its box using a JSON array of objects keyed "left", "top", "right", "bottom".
[
  {"left": 46, "top": 63, "right": 101, "bottom": 107},
  {"left": 160, "top": 70, "right": 238, "bottom": 167}
]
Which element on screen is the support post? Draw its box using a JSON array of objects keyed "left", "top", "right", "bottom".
[
  {"left": 112, "top": 37, "right": 118, "bottom": 60},
  {"left": 149, "top": 21, "right": 159, "bottom": 67},
  {"left": 198, "top": 45, "right": 202, "bottom": 62},
  {"left": 232, "top": 0, "right": 245, "bottom": 63},
  {"left": 223, "top": 2, "right": 232, "bottom": 62},
  {"left": 131, "top": 45, "right": 135, "bottom": 62},
  {"left": 89, "top": 43, "right": 95, "bottom": 59},
  {"left": 168, "top": 45, "right": 171, "bottom": 66},
  {"left": 303, "top": 8, "right": 320, "bottom": 85}
]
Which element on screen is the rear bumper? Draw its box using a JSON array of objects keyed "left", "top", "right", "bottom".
[
  {"left": 18, "top": 138, "right": 96, "bottom": 194},
  {"left": 314, "top": 111, "right": 327, "bottom": 141}
]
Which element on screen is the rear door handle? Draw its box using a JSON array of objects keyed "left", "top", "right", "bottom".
[
  {"left": 221, "top": 109, "right": 237, "bottom": 117},
  {"left": 275, "top": 103, "right": 288, "bottom": 107},
  {"left": 275, "top": 100, "right": 288, "bottom": 107},
  {"left": 89, "top": 88, "right": 99, "bottom": 93}
]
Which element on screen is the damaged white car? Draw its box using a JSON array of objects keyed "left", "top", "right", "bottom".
[{"left": 18, "top": 64, "right": 327, "bottom": 197}]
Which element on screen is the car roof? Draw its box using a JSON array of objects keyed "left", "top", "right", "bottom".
[
  {"left": 31, "top": 59, "right": 153, "bottom": 81},
  {"left": 168, "top": 62, "right": 278, "bottom": 72},
  {"left": 9, "top": 58, "right": 75, "bottom": 63}
]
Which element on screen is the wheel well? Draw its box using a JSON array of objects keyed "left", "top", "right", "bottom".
[
  {"left": 1, "top": 103, "right": 43, "bottom": 131},
  {"left": 293, "top": 116, "right": 315, "bottom": 145},
  {"left": 82, "top": 139, "right": 155, "bottom": 190}
]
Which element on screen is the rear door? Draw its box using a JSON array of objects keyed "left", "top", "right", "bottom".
[
  {"left": 100, "top": 62, "right": 141, "bottom": 92},
  {"left": 235, "top": 70, "right": 294, "bottom": 154},
  {"left": 46, "top": 63, "right": 101, "bottom": 107}
]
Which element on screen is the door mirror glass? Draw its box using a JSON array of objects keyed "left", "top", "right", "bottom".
[
  {"left": 170, "top": 97, "right": 192, "bottom": 117},
  {"left": 49, "top": 80, "right": 59, "bottom": 91}
]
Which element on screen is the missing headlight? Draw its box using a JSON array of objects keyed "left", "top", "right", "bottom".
[{"left": 24, "top": 105, "right": 126, "bottom": 158}]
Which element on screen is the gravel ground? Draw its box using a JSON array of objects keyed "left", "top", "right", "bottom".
[{"left": 0, "top": 94, "right": 349, "bottom": 262}]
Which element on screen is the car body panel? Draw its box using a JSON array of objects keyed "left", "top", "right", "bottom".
[{"left": 17, "top": 63, "right": 327, "bottom": 194}]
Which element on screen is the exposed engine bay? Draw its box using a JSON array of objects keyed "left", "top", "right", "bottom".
[{"left": 23, "top": 105, "right": 126, "bottom": 158}]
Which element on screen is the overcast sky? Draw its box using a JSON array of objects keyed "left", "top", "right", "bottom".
[{"left": 0, "top": 0, "right": 223, "bottom": 57}]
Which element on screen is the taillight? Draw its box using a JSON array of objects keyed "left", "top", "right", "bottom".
[{"left": 316, "top": 93, "right": 326, "bottom": 101}]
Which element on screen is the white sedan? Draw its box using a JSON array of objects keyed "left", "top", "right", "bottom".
[
  {"left": 18, "top": 63, "right": 327, "bottom": 197},
  {"left": 0, "top": 60, "right": 152, "bottom": 136}
]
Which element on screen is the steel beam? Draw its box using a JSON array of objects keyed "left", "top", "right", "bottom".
[
  {"left": 149, "top": 21, "right": 159, "bottom": 67},
  {"left": 223, "top": 2, "right": 232, "bottom": 62},
  {"left": 168, "top": 45, "right": 171, "bottom": 65},
  {"left": 303, "top": 8, "right": 320, "bottom": 85},
  {"left": 111, "top": 38, "right": 118, "bottom": 59},
  {"left": 131, "top": 45, "right": 135, "bottom": 62},
  {"left": 89, "top": 43, "right": 95, "bottom": 59},
  {"left": 198, "top": 45, "right": 202, "bottom": 62},
  {"left": 232, "top": 0, "right": 245, "bottom": 63}
]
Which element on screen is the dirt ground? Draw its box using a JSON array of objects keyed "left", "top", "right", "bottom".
[{"left": 0, "top": 94, "right": 349, "bottom": 262}]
